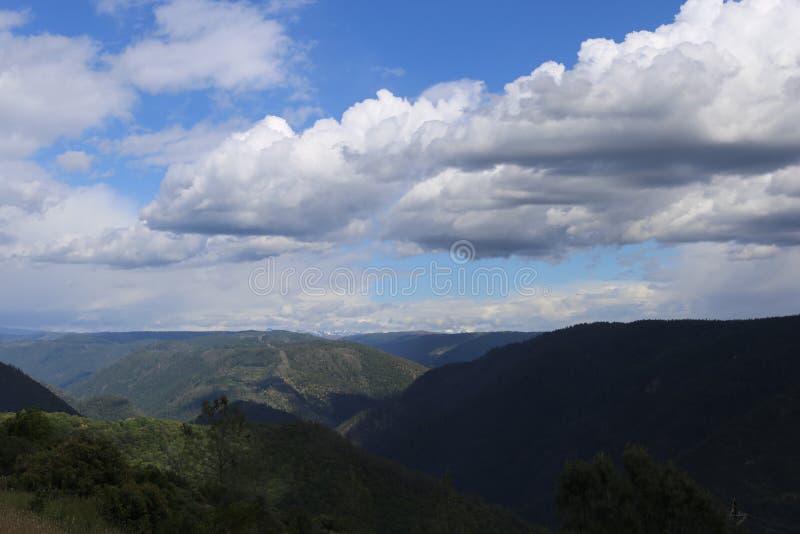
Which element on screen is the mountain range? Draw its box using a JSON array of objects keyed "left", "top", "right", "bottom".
[
  {"left": 346, "top": 316, "right": 800, "bottom": 529},
  {"left": 69, "top": 331, "right": 426, "bottom": 425},
  {"left": 0, "top": 331, "right": 218, "bottom": 389},
  {"left": 343, "top": 331, "right": 539, "bottom": 367}
]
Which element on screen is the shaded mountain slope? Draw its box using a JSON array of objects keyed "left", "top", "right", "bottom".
[
  {"left": 71, "top": 331, "right": 426, "bottom": 425},
  {"left": 347, "top": 316, "right": 800, "bottom": 529},
  {"left": 0, "top": 362, "right": 78, "bottom": 415},
  {"left": 344, "top": 330, "right": 539, "bottom": 366}
]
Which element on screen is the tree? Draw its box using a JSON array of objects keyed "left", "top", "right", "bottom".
[
  {"left": 557, "top": 444, "right": 746, "bottom": 534},
  {"left": 199, "top": 396, "right": 248, "bottom": 489}
]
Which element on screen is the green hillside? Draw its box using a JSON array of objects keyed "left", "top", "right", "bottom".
[
  {"left": 70, "top": 332, "right": 426, "bottom": 425},
  {"left": 74, "top": 396, "right": 143, "bottom": 421},
  {"left": 0, "top": 410, "right": 536, "bottom": 533},
  {"left": 344, "top": 331, "right": 539, "bottom": 366},
  {"left": 0, "top": 331, "right": 217, "bottom": 389},
  {"left": 347, "top": 316, "right": 800, "bottom": 531}
]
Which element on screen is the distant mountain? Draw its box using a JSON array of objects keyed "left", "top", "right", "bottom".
[
  {"left": 70, "top": 331, "right": 426, "bottom": 425},
  {"left": 0, "top": 362, "right": 78, "bottom": 414},
  {"left": 196, "top": 399, "right": 299, "bottom": 425},
  {"left": 346, "top": 316, "right": 800, "bottom": 529},
  {"left": 74, "top": 395, "right": 143, "bottom": 421},
  {"left": 0, "top": 331, "right": 221, "bottom": 388},
  {"left": 344, "top": 331, "right": 539, "bottom": 366},
  {"left": 0, "top": 326, "right": 49, "bottom": 342}
]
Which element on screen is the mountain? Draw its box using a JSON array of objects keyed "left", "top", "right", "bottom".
[
  {"left": 0, "top": 331, "right": 219, "bottom": 389},
  {"left": 70, "top": 331, "right": 426, "bottom": 425},
  {"left": 196, "top": 400, "right": 299, "bottom": 425},
  {"left": 74, "top": 395, "right": 143, "bottom": 421},
  {"left": 0, "top": 411, "right": 536, "bottom": 533},
  {"left": 344, "top": 330, "right": 539, "bottom": 366},
  {"left": 346, "top": 316, "right": 800, "bottom": 530},
  {"left": 0, "top": 362, "right": 78, "bottom": 414},
  {"left": 0, "top": 326, "right": 49, "bottom": 341}
]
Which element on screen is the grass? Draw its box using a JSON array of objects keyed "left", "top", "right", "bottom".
[{"left": 0, "top": 491, "right": 118, "bottom": 534}]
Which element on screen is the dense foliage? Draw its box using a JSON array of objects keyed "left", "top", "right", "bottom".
[
  {"left": 0, "top": 362, "right": 77, "bottom": 415},
  {"left": 344, "top": 331, "right": 538, "bottom": 367},
  {"left": 70, "top": 332, "right": 426, "bottom": 425},
  {"left": 347, "top": 316, "right": 800, "bottom": 530},
  {"left": 557, "top": 445, "right": 743, "bottom": 533},
  {"left": 0, "top": 407, "right": 534, "bottom": 533},
  {"left": 75, "top": 395, "right": 143, "bottom": 421}
]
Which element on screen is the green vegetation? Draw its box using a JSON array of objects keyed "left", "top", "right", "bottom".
[
  {"left": 74, "top": 396, "right": 142, "bottom": 421},
  {"left": 557, "top": 445, "right": 743, "bottom": 533},
  {"left": 344, "top": 331, "right": 538, "bottom": 366},
  {"left": 347, "top": 316, "right": 800, "bottom": 529},
  {"left": 0, "top": 408, "right": 535, "bottom": 533},
  {"left": 70, "top": 332, "right": 426, "bottom": 425}
]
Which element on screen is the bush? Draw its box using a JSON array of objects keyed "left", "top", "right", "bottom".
[
  {"left": 556, "top": 444, "right": 743, "bottom": 534},
  {"left": 99, "top": 480, "right": 171, "bottom": 532},
  {"left": 15, "top": 433, "right": 128, "bottom": 496},
  {"left": 3, "top": 409, "right": 54, "bottom": 443}
]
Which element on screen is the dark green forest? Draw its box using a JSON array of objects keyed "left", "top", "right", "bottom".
[
  {"left": 2, "top": 316, "right": 799, "bottom": 532},
  {"left": 347, "top": 316, "right": 800, "bottom": 531}
]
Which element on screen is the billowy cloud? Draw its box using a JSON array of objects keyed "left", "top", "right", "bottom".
[
  {"left": 2, "top": 0, "right": 800, "bottom": 331},
  {"left": 142, "top": 0, "right": 800, "bottom": 260}
]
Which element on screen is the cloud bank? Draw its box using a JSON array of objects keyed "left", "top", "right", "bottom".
[{"left": 141, "top": 0, "right": 800, "bottom": 260}]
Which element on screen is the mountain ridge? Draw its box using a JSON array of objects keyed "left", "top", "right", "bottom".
[{"left": 346, "top": 315, "right": 800, "bottom": 528}]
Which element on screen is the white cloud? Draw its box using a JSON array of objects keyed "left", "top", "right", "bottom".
[
  {"left": 95, "top": 0, "right": 155, "bottom": 15},
  {"left": 0, "top": 9, "right": 28, "bottom": 30},
  {"left": 139, "top": 0, "right": 800, "bottom": 259},
  {"left": 264, "top": 0, "right": 315, "bottom": 15},
  {"left": 56, "top": 150, "right": 93, "bottom": 173},
  {"left": 0, "top": 29, "right": 134, "bottom": 158},
  {"left": 142, "top": 82, "right": 485, "bottom": 237},
  {"left": 113, "top": 0, "right": 293, "bottom": 93},
  {"left": 101, "top": 120, "right": 247, "bottom": 167}
]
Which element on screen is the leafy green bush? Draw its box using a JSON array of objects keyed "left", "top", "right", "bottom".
[
  {"left": 15, "top": 433, "right": 127, "bottom": 496},
  {"left": 3, "top": 409, "right": 54, "bottom": 443}
]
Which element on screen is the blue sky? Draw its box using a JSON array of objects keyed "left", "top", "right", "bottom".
[{"left": 1, "top": 0, "right": 799, "bottom": 332}]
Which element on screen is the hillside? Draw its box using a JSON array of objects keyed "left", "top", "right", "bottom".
[
  {"left": 74, "top": 395, "right": 143, "bottom": 421},
  {"left": 344, "top": 331, "right": 539, "bottom": 366},
  {"left": 0, "top": 331, "right": 218, "bottom": 389},
  {"left": 346, "top": 316, "right": 800, "bottom": 530},
  {"left": 0, "top": 362, "right": 78, "bottom": 415},
  {"left": 0, "top": 411, "right": 536, "bottom": 533},
  {"left": 70, "top": 331, "right": 426, "bottom": 425}
]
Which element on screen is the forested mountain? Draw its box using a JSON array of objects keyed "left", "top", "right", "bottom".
[
  {"left": 0, "top": 410, "right": 536, "bottom": 533},
  {"left": 0, "top": 362, "right": 78, "bottom": 415},
  {"left": 347, "top": 316, "right": 800, "bottom": 530},
  {"left": 343, "top": 331, "right": 539, "bottom": 366},
  {"left": 0, "top": 331, "right": 218, "bottom": 388},
  {"left": 70, "top": 331, "right": 426, "bottom": 425}
]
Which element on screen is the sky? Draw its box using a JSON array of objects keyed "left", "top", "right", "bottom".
[{"left": 1, "top": 0, "right": 799, "bottom": 333}]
